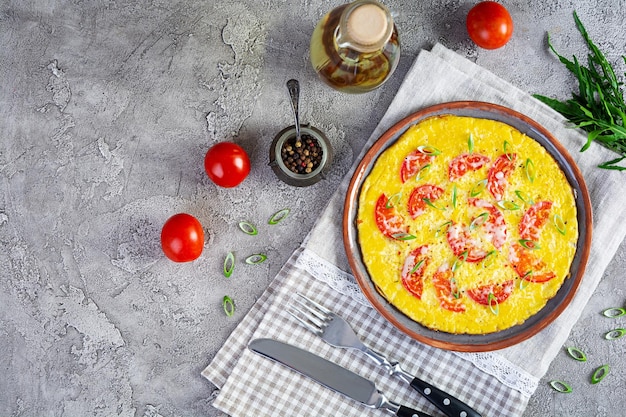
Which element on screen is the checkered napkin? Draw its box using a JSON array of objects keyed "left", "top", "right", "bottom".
[{"left": 202, "top": 44, "right": 626, "bottom": 417}]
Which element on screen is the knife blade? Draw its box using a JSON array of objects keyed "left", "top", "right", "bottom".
[{"left": 248, "top": 338, "right": 434, "bottom": 417}]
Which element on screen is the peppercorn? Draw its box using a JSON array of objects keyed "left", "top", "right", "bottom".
[{"left": 280, "top": 133, "right": 324, "bottom": 175}]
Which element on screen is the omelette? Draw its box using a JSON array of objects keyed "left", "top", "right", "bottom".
[{"left": 356, "top": 115, "right": 578, "bottom": 334}]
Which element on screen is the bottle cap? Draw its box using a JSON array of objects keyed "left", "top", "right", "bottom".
[{"left": 341, "top": 1, "right": 393, "bottom": 53}]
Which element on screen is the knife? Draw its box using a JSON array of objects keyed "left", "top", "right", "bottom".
[{"left": 249, "top": 338, "right": 435, "bottom": 417}]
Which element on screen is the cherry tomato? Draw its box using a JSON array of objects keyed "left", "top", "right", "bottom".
[
  {"left": 204, "top": 142, "right": 251, "bottom": 188},
  {"left": 466, "top": 1, "right": 514, "bottom": 49},
  {"left": 161, "top": 213, "right": 205, "bottom": 262}
]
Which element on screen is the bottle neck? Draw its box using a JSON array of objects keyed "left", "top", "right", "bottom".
[{"left": 336, "top": 0, "right": 393, "bottom": 53}]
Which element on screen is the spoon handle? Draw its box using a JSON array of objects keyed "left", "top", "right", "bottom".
[{"left": 286, "top": 79, "right": 301, "bottom": 139}]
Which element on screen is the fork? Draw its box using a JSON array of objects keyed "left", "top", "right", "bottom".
[{"left": 288, "top": 293, "right": 483, "bottom": 417}]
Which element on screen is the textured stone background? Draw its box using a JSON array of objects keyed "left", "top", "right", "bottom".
[{"left": 1, "top": 1, "right": 625, "bottom": 416}]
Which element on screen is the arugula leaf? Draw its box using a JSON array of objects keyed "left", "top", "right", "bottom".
[{"left": 533, "top": 11, "right": 626, "bottom": 170}]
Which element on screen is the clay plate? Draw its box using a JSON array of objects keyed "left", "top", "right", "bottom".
[{"left": 343, "top": 101, "right": 593, "bottom": 352}]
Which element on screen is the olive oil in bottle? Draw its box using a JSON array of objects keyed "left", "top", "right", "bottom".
[{"left": 310, "top": 0, "right": 400, "bottom": 93}]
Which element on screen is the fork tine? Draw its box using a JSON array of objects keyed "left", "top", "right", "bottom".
[
  {"left": 292, "top": 296, "right": 328, "bottom": 323},
  {"left": 295, "top": 293, "right": 333, "bottom": 316},
  {"left": 286, "top": 309, "right": 324, "bottom": 336}
]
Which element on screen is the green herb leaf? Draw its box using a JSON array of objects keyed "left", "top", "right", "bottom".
[
  {"left": 223, "top": 251, "right": 235, "bottom": 278},
  {"left": 533, "top": 11, "right": 626, "bottom": 170},
  {"left": 268, "top": 208, "right": 290, "bottom": 225}
]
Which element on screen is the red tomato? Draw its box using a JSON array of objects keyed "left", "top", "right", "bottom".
[
  {"left": 161, "top": 213, "right": 205, "bottom": 262},
  {"left": 466, "top": 2, "right": 514, "bottom": 49},
  {"left": 204, "top": 142, "right": 251, "bottom": 188}
]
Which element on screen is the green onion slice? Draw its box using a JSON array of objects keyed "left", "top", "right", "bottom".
[
  {"left": 553, "top": 214, "right": 567, "bottom": 235},
  {"left": 223, "top": 295, "right": 235, "bottom": 317},
  {"left": 392, "top": 232, "right": 417, "bottom": 241},
  {"left": 514, "top": 190, "right": 534, "bottom": 205},
  {"left": 470, "top": 212, "right": 490, "bottom": 230},
  {"left": 415, "top": 163, "right": 431, "bottom": 181},
  {"left": 450, "top": 278, "right": 461, "bottom": 299},
  {"left": 519, "top": 239, "right": 540, "bottom": 250},
  {"left": 223, "top": 251, "right": 235, "bottom": 278},
  {"left": 481, "top": 250, "right": 497, "bottom": 269},
  {"left": 591, "top": 365, "right": 610, "bottom": 384},
  {"left": 410, "top": 259, "right": 425, "bottom": 274},
  {"left": 417, "top": 145, "right": 442, "bottom": 156},
  {"left": 435, "top": 221, "right": 453, "bottom": 238},
  {"left": 602, "top": 307, "right": 626, "bottom": 318},
  {"left": 549, "top": 380, "right": 573, "bottom": 393},
  {"left": 496, "top": 200, "right": 520, "bottom": 210},
  {"left": 503, "top": 140, "right": 513, "bottom": 159},
  {"left": 238, "top": 221, "right": 258, "bottom": 235},
  {"left": 488, "top": 293, "right": 499, "bottom": 315},
  {"left": 386, "top": 192, "right": 402, "bottom": 208},
  {"left": 605, "top": 328, "right": 626, "bottom": 340},
  {"left": 468, "top": 134, "right": 474, "bottom": 154},
  {"left": 423, "top": 198, "right": 445, "bottom": 211},
  {"left": 452, "top": 185, "right": 458, "bottom": 209},
  {"left": 518, "top": 277, "right": 531, "bottom": 290},
  {"left": 566, "top": 346, "right": 587, "bottom": 362},
  {"left": 470, "top": 179, "right": 488, "bottom": 197},
  {"left": 268, "top": 208, "right": 290, "bottom": 225},
  {"left": 245, "top": 253, "right": 267, "bottom": 264},
  {"left": 452, "top": 251, "right": 469, "bottom": 272},
  {"left": 525, "top": 158, "right": 536, "bottom": 183}
]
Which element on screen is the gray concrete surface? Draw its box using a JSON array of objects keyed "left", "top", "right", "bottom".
[{"left": 1, "top": 1, "right": 625, "bottom": 416}]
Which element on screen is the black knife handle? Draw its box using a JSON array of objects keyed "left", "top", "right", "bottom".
[
  {"left": 396, "top": 405, "right": 434, "bottom": 417},
  {"left": 410, "top": 376, "right": 482, "bottom": 417}
]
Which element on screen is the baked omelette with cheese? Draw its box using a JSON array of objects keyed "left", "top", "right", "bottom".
[{"left": 356, "top": 115, "right": 578, "bottom": 334}]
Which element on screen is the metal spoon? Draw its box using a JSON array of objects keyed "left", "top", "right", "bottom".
[{"left": 286, "top": 79, "right": 301, "bottom": 142}]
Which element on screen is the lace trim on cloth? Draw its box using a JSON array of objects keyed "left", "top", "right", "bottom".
[{"left": 296, "top": 247, "right": 539, "bottom": 398}]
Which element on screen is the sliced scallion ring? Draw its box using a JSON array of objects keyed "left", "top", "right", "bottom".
[
  {"left": 591, "top": 365, "right": 610, "bottom": 384},
  {"left": 435, "top": 221, "right": 453, "bottom": 238},
  {"left": 515, "top": 190, "right": 534, "bottom": 205},
  {"left": 386, "top": 192, "right": 402, "bottom": 208},
  {"left": 415, "top": 163, "right": 431, "bottom": 181},
  {"left": 566, "top": 346, "right": 587, "bottom": 362},
  {"left": 525, "top": 158, "right": 536, "bottom": 183},
  {"left": 392, "top": 232, "right": 417, "bottom": 241},
  {"left": 245, "top": 253, "right": 267, "bottom": 264},
  {"left": 553, "top": 213, "right": 567, "bottom": 235},
  {"left": 468, "top": 134, "right": 474, "bottom": 154},
  {"left": 452, "top": 185, "right": 458, "bottom": 209},
  {"left": 450, "top": 278, "right": 461, "bottom": 299},
  {"left": 423, "top": 198, "right": 445, "bottom": 211},
  {"left": 238, "top": 221, "right": 258, "bottom": 235},
  {"left": 488, "top": 293, "right": 499, "bottom": 315},
  {"left": 496, "top": 200, "right": 520, "bottom": 210},
  {"left": 602, "top": 307, "right": 626, "bottom": 318},
  {"left": 549, "top": 380, "right": 572, "bottom": 393},
  {"left": 470, "top": 179, "right": 487, "bottom": 197},
  {"left": 469, "top": 212, "right": 490, "bottom": 230},
  {"left": 223, "top": 251, "right": 235, "bottom": 278},
  {"left": 518, "top": 277, "right": 531, "bottom": 290},
  {"left": 417, "top": 145, "right": 442, "bottom": 156},
  {"left": 503, "top": 140, "right": 513, "bottom": 159},
  {"left": 452, "top": 250, "right": 469, "bottom": 272},
  {"left": 519, "top": 239, "right": 540, "bottom": 250},
  {"left": 268, "top": 208, "right": 290, "bottom": 225},
  {"left": 410, "top": 259, "right": 425, "bottom": 274},
  {"left": 605, "top": 328, "right": 626, "bottom": 340},
  {"left": 481, "top": 250, "right": 497, "bottom": 269},
  {"left": 222, "top": 295, "right": 235, "bottom": 317}
]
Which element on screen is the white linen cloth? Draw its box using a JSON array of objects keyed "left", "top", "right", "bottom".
[{"left": 201, "top": 44, "right": 626, "bottom": 417}]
